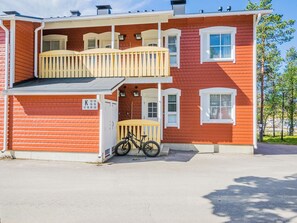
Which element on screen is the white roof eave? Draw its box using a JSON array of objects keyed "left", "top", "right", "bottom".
[{"left": 172, "top": 9, "right": 273, "bottom": 19}]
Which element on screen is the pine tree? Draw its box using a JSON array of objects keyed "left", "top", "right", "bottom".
[
  {"left": 246, "top": 0, "right": 295, "bottom": 141},
  {"left": 283, "top": 47, "right": 297, "bottom": 136}
]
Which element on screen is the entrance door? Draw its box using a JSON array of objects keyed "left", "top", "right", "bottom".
[
  {"left": 103, "top": 100, "right": 118, "bottom": 160},
  {"left": 142, "top": 89, "right": 158, "bottom": 121}
]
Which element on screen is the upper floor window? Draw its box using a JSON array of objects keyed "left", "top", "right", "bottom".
[
  {"left": 83, "top": 32, "right": 120, "bottom": 50},
  {"left": 43, "top": 35, "right": 67, "bottom": 52},
  {"left": 142, "top": 29, "right": 181, "bottom": 68},
  {"left": 199, "top": 26, "right": 236, "bottom": 64},
  {"left": 199, "top": 88, "right": 237, "bottom": 125}
]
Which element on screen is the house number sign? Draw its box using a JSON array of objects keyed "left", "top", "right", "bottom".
[{"left": 82, "top": 99, "right": 98, "bottom": 110}]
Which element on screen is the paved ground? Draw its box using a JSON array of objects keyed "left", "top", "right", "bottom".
[{"left": 0, "top": 144, "right": 297, "bottom": 223}]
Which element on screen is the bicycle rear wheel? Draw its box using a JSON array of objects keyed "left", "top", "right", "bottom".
[
  {"left": 143, "top": 141, "right": 160, "bottom": 157},
  {"left": 115, "top": 141, "right": 131, "bottom": 156}
]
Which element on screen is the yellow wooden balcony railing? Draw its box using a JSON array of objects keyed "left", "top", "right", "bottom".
[
  {"left": 117, "top": 119, "right": 161, "bottom": 145},
  {"left": 39, "top": 47, "right": 170, "bottom": 78}
]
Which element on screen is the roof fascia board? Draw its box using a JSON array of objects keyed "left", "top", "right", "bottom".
[
  {"left": 44, "top": 16, "right": 169, "bottom": 30},
  {"left": 171, "top": 10, "right": 272, "bottom": 19},
  {"left": 44, "top": 10, "right": 173, "bottom": 23},
  {"left": 3, "top": 90, "right": 113, "bottom": 96},
  {"left": 44, "top": 14, "right": 171, "bottom": 30},
  {"left": 0, "top": 15, "right": 42, "bottom": 23}
]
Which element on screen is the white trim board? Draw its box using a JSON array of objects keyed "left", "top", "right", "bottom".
[
  {"left": 10, "top": 151, "right": 102, "bottom": 163},
  {"left": 163, "top": 143, "right": 254, "bottom": 154}
]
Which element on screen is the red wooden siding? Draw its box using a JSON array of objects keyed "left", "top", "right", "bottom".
[
  {"left": 105, "top": 90, "right": 118, "bottom": 101},
  {"left": 15, "top": 21, "right": 36, "bottom": 83},
  {"left": 8, "top": 96, "right": 100, "bottom": 153},
  {"left": 117, "top": 16, "right": 254, "bottom": 145}
]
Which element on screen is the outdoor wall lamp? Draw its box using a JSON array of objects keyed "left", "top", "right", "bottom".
[
  {"left": 134, "top": 33, "right": 142, "bottom": 40},
  {"left": 118, "top": 34, "right": 126, "bottom": 41},
  {"left": 133, "top": 86, "right": 139, "bottom": 97},
  {"left": 119, "top": 91, "right": 126, "bottom": 97},
  {"left": 133, "top": 91, "right": 140, "bottom": 97}
]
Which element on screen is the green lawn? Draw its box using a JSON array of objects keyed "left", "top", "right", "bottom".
[{"left": 263, "top": 135, "right": 297, "bottom": 145}]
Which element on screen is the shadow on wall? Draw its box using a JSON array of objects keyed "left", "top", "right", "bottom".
[{"left": 204, "top": 174, "right": 297, "bottom": 223}]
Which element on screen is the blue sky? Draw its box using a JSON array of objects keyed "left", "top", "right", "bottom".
[{"left": 0, "top": 0, "right": 296, "bottom": 58}]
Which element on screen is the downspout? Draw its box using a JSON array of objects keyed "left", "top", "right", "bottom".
[
  {"left": 97, "top": 95, "right": 105, "bottom": 162},
  {"left": 253, "top": 13, "right": 262, "bottom": 149},
  {"left": 34, "top": 22, "right": 45, "bottom": 78},
  {"left": 0, "top": 20, "right": 10, "bottom": 153}
]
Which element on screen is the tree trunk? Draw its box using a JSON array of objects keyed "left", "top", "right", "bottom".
[
  {"left": 259, "top": 46, "right": 265, "bottom": 142},
  {"left": 288, "top": 86, "right": 295, "bottom": 136},
  {"left": 272, "top": 81, "right": 276, "bottom": 137},
  {"left": 281, "top": 92, "right": 285, "bottom": 141},
  {"left": 273, "top": 114, "right": 276, "bottom": 137}
]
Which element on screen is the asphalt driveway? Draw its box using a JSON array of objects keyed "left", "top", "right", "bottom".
[{"left": 0, "top": 144, "right": 296, "bottom": 223}]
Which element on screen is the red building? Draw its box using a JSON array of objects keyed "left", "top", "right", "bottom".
[{"left": 0, "top": 1, "right": 271, "bottom": 162}]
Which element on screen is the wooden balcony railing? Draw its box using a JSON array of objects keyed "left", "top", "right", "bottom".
[
  {"left": 39, "top": 47, "right": 170, "bottom": 78},
  {"left": 117, "top": 120, "right": 161, "bottom": 146}
]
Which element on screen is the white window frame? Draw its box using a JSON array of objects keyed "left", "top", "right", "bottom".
[
  {"left": 83, "top": 32, "right": 120, "bottom": 50},
  {"left": 164, "top": 29, "right": 181, "bottom": 68},
  {"left": 83, "top": 33, "right": 99, "bottom": 50},
  {"left": 141, "top": 30, "right": 162, "bottom": 47},
  {"left": 142, "top": 29, "right": 181, "bottom": 68},
  {"left": 43, "top": 35, "right": 68, "bottom": 52},
  {"left": 199, "top": 26, "right": 236, "bottom": 64},
  {"left": 199, "top": 88, "right": 237, "bottom": 125},
  {"left": 162, "top": 88, "right": 181, "bottom": 128}
]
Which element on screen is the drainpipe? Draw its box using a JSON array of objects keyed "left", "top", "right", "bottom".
[
  {"left": 97, "top": 95, "right": 105, "bottom": 162},
  {"left": 34, "top": 22, "right": 45, "bottom": 78},
  {"left": 0, "top": 20, "right": 10, "bottom": 153},
  {"left": 253, "top": 13, "right": 261, "bottom": 149}
]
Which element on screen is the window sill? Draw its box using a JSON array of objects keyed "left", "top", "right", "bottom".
[
  {"left": 202, "top": 120, "right": 234, "bottom": 125},
  {"left": 202, "top": 58, "right": 235, "bottom": 63},
  {"left": 166, "top": 124, "right": 179, "bottom": 128}
]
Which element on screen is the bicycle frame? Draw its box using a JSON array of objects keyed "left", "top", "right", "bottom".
[{"left": 123, "top": 132, "right": 146, "bottom": 150}]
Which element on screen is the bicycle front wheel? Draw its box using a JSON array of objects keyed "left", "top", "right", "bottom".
[
  {"left": 143, "top": 141, "right": 160, "bottom": 157},
  {"left": 115, "top": 141, "right": 131, "bottom": 156}
]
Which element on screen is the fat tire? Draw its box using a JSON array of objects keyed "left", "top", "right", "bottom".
[
  {"left": 143, "top": 141, "right": 160, "bottom": 157},
  {"left": 115, "top": 141, "right": 131, "bottom": 156}
]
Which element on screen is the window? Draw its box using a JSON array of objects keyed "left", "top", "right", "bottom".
[
  {"left": 87, "top": 38, "right": 97, "bottom": 50},
  {"left": 168, "top": 95, "right": 177, "bottom": 124},
  {"left": 142, "top": 29, "right": 181, "bottom": 68},
  {"left": 199, "top": 88, "right": 237, "bottom": 125},
  {"left": 163, "top": 88, "right": 181, "bottom": 128},
  {"left": 199, "top": 26, "right": 236, "bottom": 63},
  {"left": 210, "top": 34, "right": 231, "bottom": 59},
  {"left": 83, "top": 32, "right": 120, "bottom": 50},
  {"left": 148, "top": 102, "right": 158, "bottom": 118},
  {"left": 168, "top": 36, "right": 178, "bottom": 66},
  {"left": 141, "top": 30, "right": 160, "bottom": 47},
  {"left": 43, "top": 35, "right": 67, "bottom": 52},
  {"left": 148, "top": 43, "right": 158, "bottom": 47},
  {"left": 209, "top": 94, "right": 232, "bottom": 120},
  {"left": 164, "top": 29, "right": 181, "bottom": 68}
]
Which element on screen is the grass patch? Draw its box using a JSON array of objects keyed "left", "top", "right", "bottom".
[{"left": 263, "top": 135, "right": 297, "bottom": 145}]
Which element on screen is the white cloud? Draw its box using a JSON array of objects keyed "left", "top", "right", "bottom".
[{"left": 0, "top": 0, "right": 153, "bottom": 18}]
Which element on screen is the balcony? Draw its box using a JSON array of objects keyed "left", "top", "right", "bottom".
[{"left": 39, "top": 47, "right": 170, "bottom": 79}]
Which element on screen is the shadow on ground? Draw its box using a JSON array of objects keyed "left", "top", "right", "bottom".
[
  {"left": 256, "top": 143, "right": 297, "bottom": 155},
  {"left": 107, "top": 150, "right": 198, "bottom": 164},
  {"left": 204, "top": 174, "right": 297, "bottom": 223}
]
